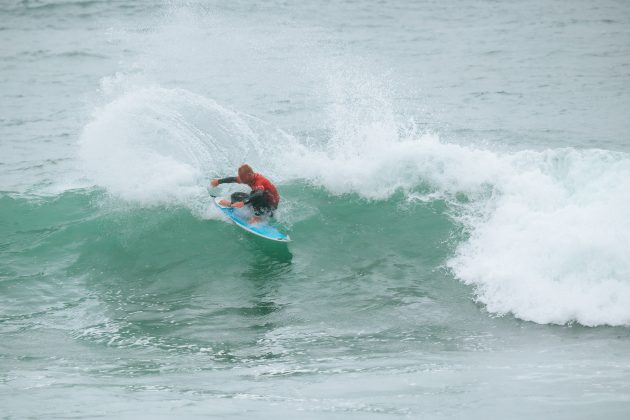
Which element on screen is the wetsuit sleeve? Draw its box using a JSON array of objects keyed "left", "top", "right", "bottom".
[
  {"left": 217, "top": 177, "right": 238, "bottom": 184},
  {"left": 244, "top": 189, "right": 264, "bottom": 204}
]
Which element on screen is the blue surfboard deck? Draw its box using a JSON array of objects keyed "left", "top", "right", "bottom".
[{"left": 213, "top": 197, "right": 291, "bottom": 242}]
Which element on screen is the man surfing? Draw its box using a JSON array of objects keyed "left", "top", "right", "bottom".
[{"left": 210, "top": 164, "right": 280, "bottom": 224}]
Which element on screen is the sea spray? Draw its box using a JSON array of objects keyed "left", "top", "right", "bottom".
[{"left": 78, "top": 82, "right": 299, "bottom": 212}]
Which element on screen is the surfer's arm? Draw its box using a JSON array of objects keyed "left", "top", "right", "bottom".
[
  {"left": 211, "top": 176, "right": 239, "bottom": 187},
  {"left": 217, "top": 177, "right": 239, "bottom": 184}
]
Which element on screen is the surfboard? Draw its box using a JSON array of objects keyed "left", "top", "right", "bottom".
[{"left": 212, "top": 196, "right": 291, "bottom": 242}]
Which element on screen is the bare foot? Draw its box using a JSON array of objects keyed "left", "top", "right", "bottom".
[
  {"left": 219, "top": 199, "right": 231, "bottom": 206},
  {"left": 248, "top": 216, "right": 261, "bottom": 224}
]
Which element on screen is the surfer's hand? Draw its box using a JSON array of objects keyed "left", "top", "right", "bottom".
[
  {"left": 210, "top": 179, "right": 219, "bottom": 187},
  {"left": 232, "top": 201, "right": 245, "bottom": 208}
]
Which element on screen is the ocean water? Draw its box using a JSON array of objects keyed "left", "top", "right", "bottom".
[{"left": 1, "top": 0, "right": 630, "bottom": 418}]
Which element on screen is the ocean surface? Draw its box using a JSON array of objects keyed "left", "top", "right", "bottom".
[{"left": 1, "top": 0, "right": 630, "bottom": 418}]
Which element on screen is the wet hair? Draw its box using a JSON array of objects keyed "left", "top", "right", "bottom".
[{"left": 238, "top": 164, "right": 254, "bottom": 175}]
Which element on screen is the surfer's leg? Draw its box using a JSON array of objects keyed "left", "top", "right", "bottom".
[
  {"left": 246, "top": 195, "right": 275, "bottom": 223},
  {"left": 249, "top": 195, "right": 274, "bottom": 217},
  {"left": 248, "top": 208, "right": 273, "bottom": 224},
  {"left": 230, "top": 192, "right": 249, "bottom": 203}
]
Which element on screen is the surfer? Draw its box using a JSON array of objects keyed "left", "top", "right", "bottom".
[{"left": 210, "top": 164, "right": 280, "bottom": 223}]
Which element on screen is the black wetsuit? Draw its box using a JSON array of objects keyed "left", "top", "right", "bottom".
[{"left": 217, "top": 177, "right": 275, "bottom": 216}]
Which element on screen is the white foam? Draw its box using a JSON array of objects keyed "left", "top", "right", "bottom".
[{"left": 447, "top": 149, "right": 630, "bottom": 326}]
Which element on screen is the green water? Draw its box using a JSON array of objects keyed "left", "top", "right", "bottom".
[{"left": 2, "top": 188, "right": 630, "bottom": 418}]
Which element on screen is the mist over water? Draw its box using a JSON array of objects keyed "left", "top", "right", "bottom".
[{"left": 2, "top": 0, "right": 630, "bottom": 418}]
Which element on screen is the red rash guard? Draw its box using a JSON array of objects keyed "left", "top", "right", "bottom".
[
  {"left": 243, "top": 173, "right": 280, "bottom": 207},
  {"left": 219, "top": 173, "right": 280, "bottom": 208}
]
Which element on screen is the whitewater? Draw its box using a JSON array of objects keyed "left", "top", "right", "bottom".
[{"left": 2, "top": 0, "right": 630, "bottom": 418}]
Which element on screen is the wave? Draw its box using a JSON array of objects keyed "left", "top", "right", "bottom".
[
  {"left": 78, "top": 75, "right": 630, "bottom": 327},
  {"left": 279, "top": 87, "right": 630, "bottom": 326}
]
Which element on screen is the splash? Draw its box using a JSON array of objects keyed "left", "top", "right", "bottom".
[{"left": 78, "top": 77, "right": 297, "bottom": 210}]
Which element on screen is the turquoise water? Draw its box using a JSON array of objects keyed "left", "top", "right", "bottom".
[{"left": 2, "top": 1, "right": 630, "bottom": 418}]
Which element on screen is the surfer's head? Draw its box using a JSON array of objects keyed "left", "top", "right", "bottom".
[{"left": 238, "top": 164, "right": 255, "bottom": 183}]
